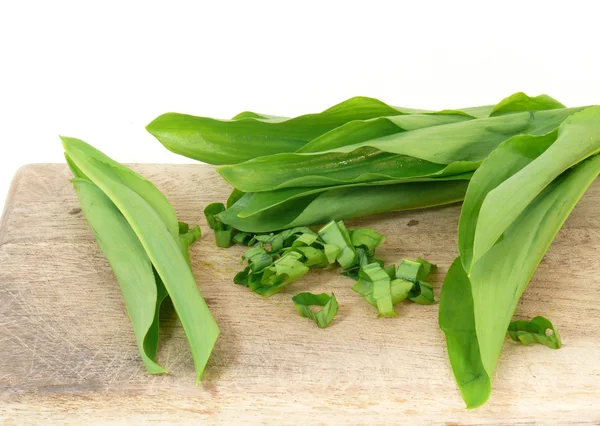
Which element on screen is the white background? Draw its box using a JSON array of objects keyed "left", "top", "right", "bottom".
[{"left": 1, "top": 0, "right": 599, "bottom": 213}]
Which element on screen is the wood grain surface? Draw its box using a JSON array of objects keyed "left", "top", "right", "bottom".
[{"left": 1, "top": 164, "right": 599, "bottom": 425}]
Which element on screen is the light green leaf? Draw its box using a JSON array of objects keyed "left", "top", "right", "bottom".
[
  {"left": 72, "top": 178, "right": 167, "bottom": 375},
  {"left": 439, "top": 258, "right": 491, "bottom": 409},
  {"left": 204, "top": 202, "right": 233, "bottom": 248},
  {"left": 292, "top": 292, "right": 339, "bottom": 328},
  {"left": 318, "top": 220, "right": 357, "bottom": 269},
  {"left": 507, "top": 316, "right": 561, "bottom": 349},
  {"left": 349, "top": 228, "right": 386, "bottom": 257},
  {"left": 469, "top": 107, "right": 600, "bottom": 268},
  {"left": 440, "top": 149, "right": 600, "bottom": 408},
  {"left": 146, "top": 96, "right": 424, "bottom": 165},
  {"left": 64, "top": 137, "right": 219, "bottom": 383}
]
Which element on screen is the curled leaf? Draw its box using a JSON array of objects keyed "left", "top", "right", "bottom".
[
  {"left": 292, "top": 292, "right": 339, "bottom": 328},
  {"left": 204, "top": 202, "right": 233, "bottom": 248},
  {"left": 508, "top": 316, "right": 561, "bottom": 349}
]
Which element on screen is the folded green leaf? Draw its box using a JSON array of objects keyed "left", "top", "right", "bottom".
[
  {"left": 318, "top": 220, "right": 357, "bottom": 269},
  {"left": 292, "top": 292, "right": 339, "bottom": 328},
  {"left": 350, "top": 227, "right": 386, "bottom": 257},
  {"left": 217, "top": 105, "right": 584, "bottom": 193},
  {"left": 146, "top": 96, "right": 430, "bottom": 165},
  {"left": 72, "top": 178, "right": 167, "bottom": 374},
  {"left": 507, "top": 316, "right": 561, "bottom": 349},
  {"left": 251, "top": 251, "right": 310, "bottom": 297},
  {"left": 395, "top": 259, "right": 436, "bottom": 304},
  {"left": 204, "top": 202, "right": 233, "bottom": 248},
  {"left": 440, "top": 125, "right": 600, "bottom": 410},
  {"left": 63, "top": 137, "right": 219, "bottom": 383},
  {"left": 218, "top": 179, "right": 469, "bottom": 233}
]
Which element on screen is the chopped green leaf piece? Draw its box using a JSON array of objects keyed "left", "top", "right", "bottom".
[
  {"left": 292, "top": 292, "right": 339, "bottom": 328},
  {"left": 360, "top": 263, "right": 396, "bottom": 317},
  {"left": 391, "top": 279, "right": 414, "bottom": 304},
  {"left": 292, "top": 233, "right": 319, "bottom": 247},
  {"left": 396, "top": 259, "right": 422, "bottom": 282},
  {"left": 507, "top": 316, "right": 561, "bottom": 349},
  {"left": 204, "top": 202, "right": 233, "bottom": 248},
  {"left": 408, "top": 281, "right": 435, "bottom": 305},
  {"left": 242, "top": 245, "right": 273, "bottom": 273},
  {"left": 350, "top": 228, "right": 387, "bottom": 257},
  {"left": 323, "top": 244, "right": 341, "bottom": 264},
  {"left": 286, "top": 246, "right": 329, "bottom": 268},
  {"left": 416, "top": 257, "right": 436, "bottom": 281},
  {"left": 232, "top": 231, "right": 253, "bottom": 246},
  {"left": 252, "top": 251, "right": 310, "bottom": 297},
  {"left": 318, "top": 220, "right": 357, "bottom": 269}
]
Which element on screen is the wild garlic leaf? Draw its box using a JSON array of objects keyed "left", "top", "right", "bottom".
[
  {"left": 218, "top": 179, "right": 469, "bottom": 233},
  {"left": 507, "top": 316, "right": 561, "bottom": 349},
  {"left": 440, "top": 107, "right": 600, "bottom": 408},
  {"left": 64, "top": 137, "right": 219, "bottom": 383},
  {"left": 204, "top": 202, "right": 233, "bottom": 248},
  {"left": 146, "top": 96, "right": 426, "bottom": 165},
  {"left": 318, "top": 220, "right": 357, "bottom": 269},
  {"left": 292, "top": 292, "right": 339, "bottom": 328}
]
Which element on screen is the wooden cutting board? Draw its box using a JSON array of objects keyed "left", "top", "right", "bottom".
[{"left": 1, "top": 164, "right": 599, "bottom": 425}]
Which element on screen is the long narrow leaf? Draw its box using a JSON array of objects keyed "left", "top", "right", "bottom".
[
  {"left": 218, "top": 179, "right": 468, "bottom": 232},
  {"left": 440, "top": 130, "right": 600, "bottom": 410},
  {"left": 72, "top": 178, "right": 168, "bottom": 374},
  {"left": 146, "top": 96, "right": 429, "bottom": 165},
  {"left": 64, "top": 137, "right": 220, "bottom": 383}
]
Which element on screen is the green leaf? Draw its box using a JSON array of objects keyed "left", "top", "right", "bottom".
[
  {"left": 204, "top": 202, "right": 233, "bottom": 248},
  {"left": 218, "top": 179, "right": 469, "bottom": 233},
  {"left": 318, "top": 220, "right": 357, "bottom": 269},
  {"left": 235, "top": 168, "right": 473, "bottom": 219},
  {"left": 439, "top": 258, "right": 491, "bottom": 409},
  {"left": 72, "top": 178, "right": 167, "bottom": 375},
  {"left": 241, "top": 245, "right": 274, "bottom": 273},
  {"left": 63, "top": 137, "right": 219, "bottom": 383},
  {"left": 489, "top": 92, "right": 565, "bottom": 116},
  {"left": 467, "top": 107, "right": 600, "bottom": 269},
  {"left": 407, "top": 281, "right": 435, "bottom": 305},
  {"left": 507, "top": 316, "right": 561, "bottom": 349},
  {"left": 292, "top": 292, "right": 339, "bottom": 328},
  {"left": 350, "top": 227, "right": 386, "bottom": 257},
  {"left": 218, "top": 143, "right": 477, "bottom": 194},
  {"left": 416, "top": 257, "right": 436, "bottom": 281},
  {"left": 286, "top": 246, "right": 330, "bottom": 268},
  {"left": 232, "top": 231, "right": 254, "bottom": 246},
  {"left": 217, "top": 106, "right": 584, "bottom": 194},
  {"left": 227, "top": 188, "right": 246, "bottom": 208},
  {"left": 440, "top": 139, "right": 600, "bottom": 409},
  {"left": 396, "top": 259, "right": 422, "bottom": 281},
  {"left": 251, "top": 251, "right": 310, "bottom": 297},
  {"left": 146, "top": 96, "right": 425, "bottom": 165},
  {"left": 395, "top": 259, "right": 435, "bottom": 304},
  {"left": 352, "top": 263, "right": 413, "bottom": 315}
]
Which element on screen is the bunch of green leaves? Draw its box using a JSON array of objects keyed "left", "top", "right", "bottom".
[
  {"left": 439, "top": 106, "right": 600, "bottom": 408},
  {"left": 351, "top": 258, "right": 436, "bottom": 317},
  {"left": 63, "top": 137, "right": 219, "bottom": 383},
  {"left": 147, "top": 92, "right": 589, "bottom": 233}
]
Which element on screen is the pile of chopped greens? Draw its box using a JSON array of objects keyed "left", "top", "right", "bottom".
[
  {"left": 62, "top": 92, "right": 599, "bottom": 409},
  {"left": 208, "top": 216, "right": 437, "bottom": 326}
]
